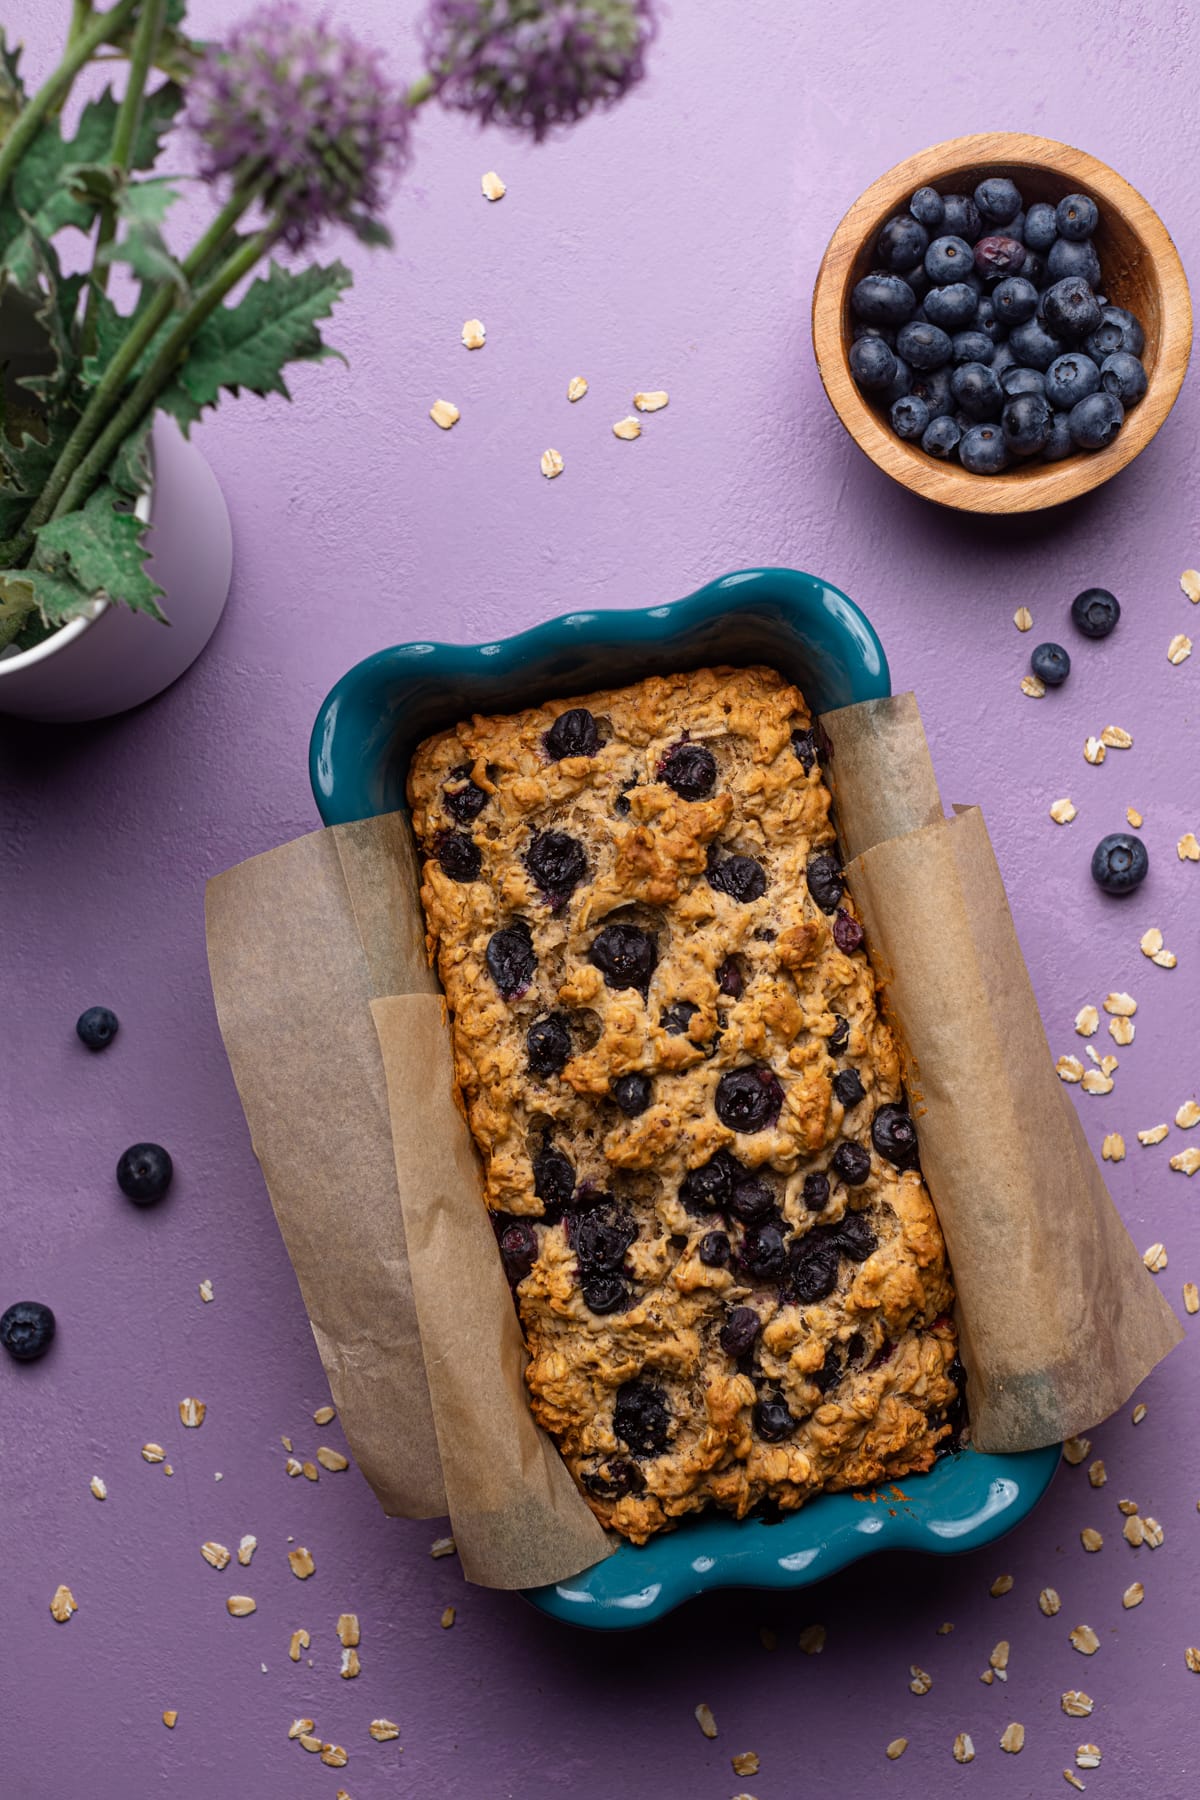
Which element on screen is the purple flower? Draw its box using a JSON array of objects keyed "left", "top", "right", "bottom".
[
  {"left": 423, "top": 0, "right": 656, "bottom": 141},
  {"left": 187, "top": 3, "right": 411, "bottom": 251}
]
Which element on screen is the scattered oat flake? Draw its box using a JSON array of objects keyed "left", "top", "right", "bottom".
[
  {"left": 695, "top": 1703, "right": 718, "bottom": 1739},
  {"left": 1171, "top": 1147, "right": 1200, "bottom": 1175},
  {"left": 1101, "top": 1133, "right": 1125, "bottom": 1163},
  {"left": 226, "top": 1595, "right": 256, "bottom": 1617},
  {"left": 1070, "top": 1624, "right": 1099, "bottom": 1655},
  {"left": 758, "top": 1625, "right": 778, "bottom": 1650},
  {"left": 1178, "top": 832, "right": 1200, "bottom": 861},
  {"left": 321, "top": 1744, "right": 348, "bottom": 1768},
  {"left": 1064, "top": 1772, "right": 1086, "bottom": 1792},
  {"left": 990, "top": 1573, "right": 1013, "bottom": 1596},
  {"left": 317, "top": 1446, "right": 349, "bottom": 1472},
  {"left": 461, "top": 318, "right": 485, "bottom": 350},
  {"left": 1088, "top": 1459, "right": 1107, "bottom": 1487},
  {"left": 909, "top": 1666, "right": 932, "bottom": 1695},
  {"left": 1062, "top": 1690, "right": 1093, "bottom": 1717},
  {"left": 612, "top": 415, "right": 641, "bottom": 440},
  {"left": 49, "top": 1584, "right": 77, "bottom": 1622},
  {"left": 440, "top": 1606, "right": 455, "bottom": 1629},
  {"left": 141, "top": 1443, "right": 165, "bottom": 1463},
  {"left": 301, "top": 1461, "right": 319, "bottom": 1482},
  {"left": 990, "top": 1640, "right": 1010, "bottom": 1670},
  {"left": 1104, "top": 992, "right": 1137, "bottom": 1016},
  {"left": 952, "top": 1732, "right": 975, "bottom": 1764},
  {"left": 201, "top": 1541, "right": 231, "bottom": 1571},
  {"left": 288, "top": 1547, "right": 315, "bottom": 1580},
  {"left": 1101, "top": 725, "right": 1133, "bottom": 749},
  {"left": 1109, "top": 1015, "right": 1134, "bottom": 1045},
  {"left": 336, "top": 1613, "right": 360, "bottom": 1648},
  {"left": 1132, "top": 1402, "right": 1147, "bottom": 1424},
  {"left": 1056, "top": 1055, "right": 1085, "bottom": 1084},
  {"left": 1000, "top": 1722, "right": 1025, "bottom": 1754},
  {"left": 162, "top": 1709, "right": 178, "bottom": 1729},
  {"left": 1186, "top": 1647, "right": 1200, "bottom": 1673},
  {"left": 1074, "top": 1006, "right": 1099, "bottom": 1037},
  {"left": 1021, "top": 674, "right": 1046, "bottom": 698},
  {"left": 89, "top": 1474, "right": 107, "bottom": 1500},
  {"left": 633, "top": 390, "right": 669, "bottom": 412},
  {"left": 1081, "top": 1070, "right": 1113, "bottom": 1095},
  {"left": 340, "top": 1647, "right": 362, "bottom": 1679},
  {"left": 237, "top": 1535, "right": 256, "bottom": 1567},
  {"left": 1175, "top": 1100, "right": 1200, "bottom": 1129},
  {"left": 1124, "top": 1514, "right": 1146, "bottom": 1547},
  {"left": 480, "top": 170, "right": 505, "bottom": 200},
  {"left": 886, "top": 1738, "right": 908, "bottom": 1760},
  {"left": 1126, "top": 807, "right": 1143, "bottom": 828},
  {"left": 179, "top": 1397, "right": 206, "bottom": 1428},
  {"left": 430, "top": 399, "right": 460, "bottom": 430},
  {"left": 370, "top": 1719, "right": 401, "bottom": 1742},
  {"left": 567, "top": 375, "right": 588, "bottom": 402},
  {"left": 1182, "top": 569, "right": 1200, "bottom": 602},
  {"left": 731, "top": 1752, "right": 759, "bottom": 1776},
  {"left": 288, "top": 1629, "right": 309, "bottom": 1662},
  {"left": 313, "top": 1404, "right": 337, "bottom": 1426},
  {"left": 198, "top": 1278, "right": 213, "bottom": 1302},
  {"left": 798, "top": 1622, "right": 827, "bottom": 1653},
  {"left": 1050, "top": 797, "right": 1078, "bottom": 824},
  {"left": 299, "top": 1734, "right": 322, "bottom": 1752},
  {"left": 1123, "top": 1581, "right": 1145, "bottom": 1608},
  {"left": 1076, "top": 1744, "right": 1102, "bottom": 1769},
  {"left": 1143, "top": 1516, "right": 1164, "bottom": 1546},
  {"left": 1084, "top": 736, "right": 1106, "bottom": 765},
  {"left": 1138, "top": 1124, "right": 1169, "bottom": 1146},
  {"left": 1117, "top": 1497, "right": 1139, "bottom": 1515},
  {"left": 1014, "top": 606, "right": 1033, "bottom": 632},
  {"left": 1080, "top": 1528, "right": 1103, "bottom": 1552},
  {"left": 1063, "top": 1436, "right": 1091, "bottom": 1465},
  {"left": 1140, "top": 927, "right": 1164, "bottom": 957},
  {"left": 285, "top": 1456, "right": 303, "bottom": 1477},
  {"left": 165, "top": 1464, "right": 174, "bottom": 1477},
  {"left": 281, "top": 1434, "right": 293, "bottom": 1451},
  {"left": 288, "top": 1719, "right": 314, "bottom": 1740},
  {"left": 430, "top": 1536, "right": 456, "bottom": 1559},
  {"left": 1143, "top": 1243, "right": 1168, "bottom": 1273},
  {"left": 539, "top": 447, "right": 564, "bottom": 479},
  {"left": 979, "top": 1667, "right": 995, "bottom": 1685},
  {"left": 1168, "top": 633, "right": 1193, "bottom": 665},
  {"left": 1040, "top": 1586, "right": 1062, "bottom": 1616},
  {"left": 1184, "top": 1282, "right": 1199, "bottom": 1314},
  {"left": 936, "top": 1621, "right": 954, "bottom": 1634}
]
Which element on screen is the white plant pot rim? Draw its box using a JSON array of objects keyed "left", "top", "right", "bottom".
[{"left": 0, "top": 485, "right": 151, "bottom": 678}]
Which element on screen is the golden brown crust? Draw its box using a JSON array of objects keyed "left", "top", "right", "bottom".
[{"left": 408, "top": 667, "right": 959, "bottom": 1543}]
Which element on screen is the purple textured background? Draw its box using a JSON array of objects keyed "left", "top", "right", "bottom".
[{"left": 5, "top": 2, "right": 1200, "bottom": 1794}]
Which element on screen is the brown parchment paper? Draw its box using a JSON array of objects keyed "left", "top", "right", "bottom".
[{"left": 820, "top": 694, "right": 1183, "bottom": 1450}]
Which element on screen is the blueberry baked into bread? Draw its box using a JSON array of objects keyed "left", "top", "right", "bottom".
[{"left": 408, "top": 666, "right": 962, "bottom": 1544}]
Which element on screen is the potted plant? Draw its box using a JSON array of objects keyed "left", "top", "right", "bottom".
[{"left": 0, "top": 0, "right": 656, "bottom": 722}]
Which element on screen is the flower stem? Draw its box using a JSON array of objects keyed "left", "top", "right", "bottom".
[
  {"left": 0, "top": 0, "right": 141, "bottom": 200},
  {"left": 82, "top": 0, "right": 168, "bottom": 355},
  {"left": 406, "top": 72, "right": 436, "bottom": 109},
  {"left": 49, "top": 226, "right": 277, "bottom": 527}
]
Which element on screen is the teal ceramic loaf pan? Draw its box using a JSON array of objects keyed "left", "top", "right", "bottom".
[{"left": 308, "top": 567, "right": 1060, "bottom": 1628}]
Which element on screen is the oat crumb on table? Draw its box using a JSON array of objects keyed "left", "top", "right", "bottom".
[
  {"left": 885, "top": 1737, "right": 908, "bottom": 1759},
  {"left": 694, "top": 1702, "right": 718, "bottom": 1738},
  {"left": 1062, "top": 1690, "right": 1093, "bottom": 1717},
  {"left": 162, "top": 1709, "right": 177, "bottom": 1729},
  {"left": 1063, "top": 1436, "right": 1091, "bottom": 1464}
]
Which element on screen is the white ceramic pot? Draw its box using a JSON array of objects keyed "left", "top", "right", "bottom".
[{"left": 0, "top": 415, "right": 233, "bottom": 722}]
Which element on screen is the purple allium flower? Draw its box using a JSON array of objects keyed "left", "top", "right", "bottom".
[
  {"left": 188, "top": 3, "right": 411, "bottom": 251},
  {"left": 423, "top": 0, "right": 656, "bottom": 141}
]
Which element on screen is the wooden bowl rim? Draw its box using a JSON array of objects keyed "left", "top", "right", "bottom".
[{"left": 812, "top": 131, "right": 1193, "bottom": 514}]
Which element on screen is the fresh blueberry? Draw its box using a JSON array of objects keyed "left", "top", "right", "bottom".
[
  {"left": 951, "top": 361, "right": 1003, "bottom": 421},
  {"left": 526, "top": 1012, "right": 572, "bottom": 1076},
  {"left": 852, "top": 321, "right": 896, "bottom": 345},
  {"left": 833, "top": 910, "right": 865, "bottom": 953},
  {"left": 117, "top": 1142, "right": 173, "bottom": 1205},
  {"left": 1000, "top": 365, "right": 1045, "bottom": 397},
  {"left": 1042, "top": 410, "right": 1073, "bottom": 461},
  {"left": 951, "top": 329, "right": 995, "bottom": 367},
  {"left": 958, "top": 421, "right": 1010, "bottom": 474},
  {"left": 871, "top": 1104, "right": 920, "bottom": 1169},
  {"left": 0, "top": 1300, "right": 56, "bottom": 1362},
  {"left": 875, "top": 213, "right": 929, "bottom": 272},
  {"left": 698, "top": 1230, "right": 731, "bottom": 1268},
  {"left": 525, "top": 829, "right": 586, "bottom": 906},
  {"left": 612, "top": 1072, "right": 652, "bottom": 1116},
  {"left": 496, "top": 1217, "right": 538, "bottom": 1284},
  {"left": 1030, "top": 641, "right": 1071, "bottom": 686},
  {"left": 1090, "top": 833, "right": 1149, "bottom": 896},
  {"left": 881, "top": 353, "right": 913, "bottom": 403},
  {"left": 658, "top": 739, "right": 717, "bottom": 800},
  {"left": 973, "top": 234, "right": 1025, "bottom": 279},
  {"left": 76, "top": 1006, "right": 119, "bottom": 1051},
  {"left": 544, "top": 707, "right": 599, "bottom": 760},
  {"left": 1099, "top": 304, "right": 1145, "bottom": 356},
  {"left": 1023, "top": 201, "right": 1058, "bottom": 252},
  {"left": 849, "top": 335, "right": 898, "bottom": 391},
  {"left": 988, "top": 341, "right": 1017, "bottom": 379},
  {"left": 909, "top": 185, "right": 945, "bottom": 229},
  {"left": 1043, "top": 276, "right": 1102, "bottom": 342},
  {"left": 1021, "top": 248, "right": 1049, "bottom": 290},
  {"left": 910, "top": 366, "right": 954, "bottom": 418},
  {"left": 435, "top": 831, "right": 481, "bottom": 882},
  {"left": 925, "top": 235, "right": 975, "bottom": 284},
  {"left": 1069, "top": 390, "right": 1124, "bottom": 449},
  {"left": 1044, "top": 351, "right": 1101, "bottom": 411},
  {"left": 831, "top": 1140, "right": 871, "bottom": 1185},
  {"left": 1083, "top": 317, "right": 1125, "bottom": 362},
  {"left": 660, "top": 1000, "right": 698, "bottom": 1037},
  {"left": 896, "top": 320, "right": 952, "bottom": 371},
  {"left": 922, "top": 281, "right": 980, "bottom": 330},
  {"left": 715, "top": 1066, "right": 784, "bottom": 1133},
  {"left": 1008, "top": 318, "right": 1065, "bottom": 371},
  {"left": 992, "top": 275, "right": 1039, "bottom": 325},
  {"left": 941, "top": 193, "right": 982, "bottom": 242},
  {"left": 738, "top": 1221, "right": 789, "bottom": 1281},
  {"left": 803, "top": 1171, "right": 831, "bottom": 1211},
  {"left": 851, "top": 272, "right": 917, "bottom": 326},
  {"left": 1070, "top": 587, "right": 1120, "bottom": 638},
  {"left": 719, "top": 1305, "right": 762, "bottom": 1358},
  {"left": 1047, "top": 236, "right": 1101, "bottom": 287},
  {"left": 971, "top": 294, "right": 1003, "bottom": 340},
  {"left": 921, "top": 414, "right": 962, "bottom": 459},
  {"left": 1056, "top": 193, "right": 1099, "bottom": 241},
  {"left": 486, "top": 921, "right": 536, "bottom": 998},
  {"left": 906, "top": 264, "right": 931, "bottom": 302},
  {"left": 1001, "top": 391, "right": 1053, "bottom": 456},
  {"left": 706, "top": 848, "right": 767, "bottom": 903},
  {"left": 613, "top": 1380, "right": 671, "bottom": 1455},
  {"left": 832, "top": 1068, "right": 866, "bottom": 1108},
  {"left": 753, "top": 1396, "right": 796, "bottom": 1441},
  {"left": 1100, "top": 351, "right": 1147, "bottom": 405},
  {"left": 974, "top": 176, "right": 1023, "bottom": 225},
  {"left": 443, "top": 766, "right": 489, "bottom": 823},
  {"left": 891, "top": 393, "right": 930, "bottom": 440},
  {"left": 589, "top": 923, "right": 658, "bottom": 991},
  {"left": 806, "top": 851, "right": 843, "bottom": 913}
]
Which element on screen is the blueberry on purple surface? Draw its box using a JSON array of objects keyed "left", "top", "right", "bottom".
[
  {"left": 832, "top": 910, "right": 865, "bottom": 953},
  {"left": 832, "top": 1068, "right": 866, "bottom": 1108},
  {"left": 1068, "top": 389, "right": 1123, "bottom": 449},
  {"left": 1100, "top": 350, "right": 1147, "bottom": 405},
  {"left": 659, "top": 739, "right": 717, "bottom": 800},
  {"left": 910, "top": 185, "right": 945, "bottom": 229},
  {"left": 924, "top": 235, "right": 975, "bottom": 284},
  {"left": 526, "top": 1012, "right": 572, "bottom": 1076},
  {"left": 0, "top": 1300, "right": 56, "bottom": 1362},
  {"left": 851, "top": 271, "right": 917, "bottom": 326},
  {"left": 435, "top": 831, "right": 482, "bottom": 881},
  {"left": 754, "top": 1396, "right": 797, "bottom": 1441},
  {"left": 1001, "top": 391, "right": 1053, "bottom": 456},
  {"left": 871, "top": 1103, "right": 920, "bottom": 1169},
  {"left": 544, "top": 707, "right": 599, "bottom": 760},
  {"left": 875, "top": 212, "right": 929, "bottom": 272},
  {"left": 698, "top": 1230, "right": 731, "bottom": 1268},
  {"left": 706, "top": 849, "right": 767, "bottom": 904},
  {"left": 1023, "top": 201, "right": 1058, "bottom": 252},
  {"left": 831, "top": 1140, "right": 871, "bottom": 1185},
  {"left": 1056, "top": 193, "right": 1099, "bottom": 241},
  {"left": 719, "top": 1305, "right": 762, "bottom": 1358},
  {"left": 443, "top": 766, "right": 489, "bottom": 823},
  {"left": 1044, "top": 351, "right": 1101, "bottom": 411},
  {"left": 1091, "top": 832, "right": 1149, "bottom": 895},
  {"left": 973, "top": 234, "right": 1025, "bottom": 278},
  {"left": 715, "top": 1066, "right": 783, "bottom": 1133},
  {"left": 1042, "top": 275, "right": 1102, "bottom": 342},
  {"left": 806, "top": 851, "right": 843, "bottom": 913},
  {"left": 117, "top": 1142, "right": 173, "bottom": 1205},
  {"left": 1071, "top": 586, "right": 1120, "bottom": 638},
  {"left": 891, "top": 393, "right": 930, "bottom": 441},
  {"left": 940, "top": 194, "right": 982, "bottom": 242},
  {"left": 486, "top": 920, "right": 536, "bottom": 998},
  {"left": 974, "top": 176, "right": 1023, "bottom": 225},
  {"left": 525, "top": 829, "right": 586, "bottom": 905},
  {"left": 611, "top": 1071, "right": 652, "bottom": 1116},
  {"left": 76, "top": 1005, "right": 118, "bottom": 1051},
  {"left": 613, "top": 1380, "right": 671, "bottom": 1456},
  {"left": 1030, "top": 641, "right": 1070, "bottom": 686},
  {"left": 1046, "top": 236, "right": 1101, "bottom": 287},
  {"left": 922, "top": 281, "right": 978, "bottom": 331},
  {"left": 958, "top": 422, "right": 1010, "bottom": 474},
  {"left": 589, "top": 922, "right": 657, "bottom": 991},
  {"left": 803, "top": 1171, "right": 831, "bottom": 1212},
  {"left": 533, "top": 1147, "right": 575, "bottom": 1212},
  {"left": 496, "top": 1217, "right": 538, "bottom": 1283}
]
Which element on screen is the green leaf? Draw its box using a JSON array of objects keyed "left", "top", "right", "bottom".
[
  {"left": 159, "top": 259, "right": 353, "bottom": 428},
  {"left": 101, "top": 177, "right": 187, "bottom": 294},
  {"left": 0, "top": 29, "right": 25, "bottom": 138},
  {"left": 0, "top": 227, "right": 77, "bottom": 405},
  {"left": 35, "top": 481, "right": 165, "bottom": 620},
  {"left": 12, "top": 81, "right": 181, "bottom": 240},
  {"left": 109, "top": 415, "right": 154, "bottom": 501},
  {"left": 0, "top": 564, "right": 94, "bottom": 629}
]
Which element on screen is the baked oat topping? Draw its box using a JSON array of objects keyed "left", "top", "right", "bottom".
[
  {"left": 49, "top": 1584, "right": 77, "bottom": 1622},
  {"left": 1074, "top": 1006, "right": 1099, "bottom": 1037},
  {"left": 1126, "top": 807, "right": 1143, "bottom": 828},
  {"left": 1069, "top": 1625, "right": 1099, "bottom": 1655},
  {"left": 1176, "top": 1101, "right": 1200, "bottom": 1129},
  {"left": 1142, "top": 1516, "right": 1164, "bottom": 1547},
  {"left": 461, "top": 318, "right": 485, "bottom": 351},
  {"left": 1056, "top": 1056, "right": 1085, "bottom": 1084},
  {"left": 1050, "top": 797, "right": 1077, "bottom": 824},
  {"left": 301, "top": 1460, "right": 319, "bottom": 1481},
  {"left": 321, "top": 1744, "right": 348, "bottom": 1767},
  {"left": 1080, "top": 1070, "right": 1113, "bottom": 1096},
  {"left": 1039, "top": 1587, "right": 1061, "bottom": 1615},
  {"left": 480, "top": 170, "right": 506, "bottom": 201},
  {"left": 1061, "top": 1690, "right": 1093, "bottom": 1717},
  {"left": 408, "top": 669, "right": 959, "bottom": 1542},
  {"left": 341, "top": 1648, "right": 362, "bottom": 1679},
  {"left": 989, "top": 1640, "right": 1010, "bottom": 1671},
  {"left": 299, "top": 1734, "right": 322, "bottom": 1752},
  {"left": 337, "top": 1613, "right": 360, "bottom": 1647},
  {"left": 1013, "top": 606, "right": 1033, "bottom": 632},
  {"left": 237, "top": 1535, "right": 256, "bottom": 1566},
  {"left": 288, "top": 1718, "right": 314, "bottom": 1739},
  {"left": 440, "top": 1606, "right": 456, "bottom": 1628},
  {"left": 1100, "top": 1134, "right": 1124, "bottom": 1162},
  {"left": 199, "top": 1278, "right": 214, "bottom": 1302},
  {"left": 694, "top": 1703, "right": 718, "bottom": 1738},
  {"left": 1123, "top": 1514, "right": 1145, "bottom": 1546},
  {"left": 285, "top": 1456, "right": 303, "bottom": 1477},
  {"left": 314, "top": 1405, "right": 337, "bottom": 1425},
  {"left": 952, "top": 1733, "right": 975, "bottom": 1764},
  {"left": 1108, "top": 1016, "right": 1134, "bottom": 1046},
  {"left": 634, "top": 391, "right": 669, "bottom": 412},
  {"left": 201, "top": 1541, "right": 231, "bottom": 1569},
  {"left": 936, "top": 1621, "right": 954, "bottom": 1635},
  {"left": 1063, "top": 1771, "right": 1085, "bottom": 1791},
  {"left": 909, "top": 1666, "right": 932, "bottom": 1695},
  {"left": 1103, "top": 992, "right": 1137, "bottom": 1016},
  {"left": 1186, "top": 1648, "right": 1200, "bottom": 1673},
  {"left": 1076, "top": 1744, "right": 1101, "bottom": 1769},
  {"left": 1132, "top": 1402, "right": 1147, "bottom": 1423},
  {"left": 1117, "top": 1497, "right": 1138, "bottom": 1515}
]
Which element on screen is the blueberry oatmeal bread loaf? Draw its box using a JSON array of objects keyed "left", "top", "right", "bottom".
[{"left": 407, "top": 666, "right": 961, "bottom": 1544}]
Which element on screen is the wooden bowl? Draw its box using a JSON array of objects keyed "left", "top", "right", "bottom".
[{"left": 812, "top": 132, "right": 1192, "bottom": 513}]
